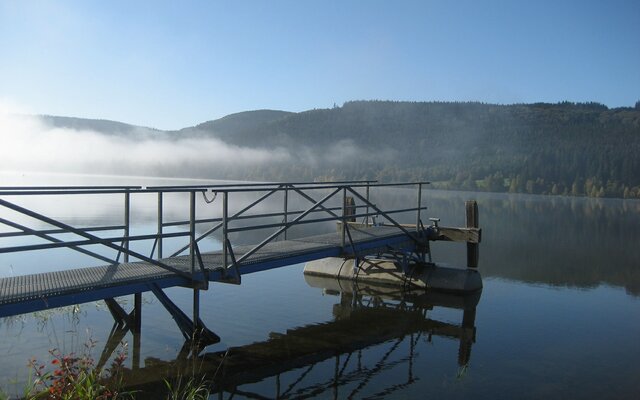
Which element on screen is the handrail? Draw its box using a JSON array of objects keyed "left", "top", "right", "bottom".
[
  {"left": 225, "top": 207, "right": 426, "bottom": 233},
  {"left": 0, "top": 224, "right": 126, "bottom": 238},
  {"left": 0, "top": 231, "right": 189, "bottom": 254},
  {"left": 146, "top": 180, "right": 377, "bottom": 190},
  {"left": 0, "top": 189, "right": 141, "bottom": 196},
  {"left": 0, "top": 180, "right": 431, "bottom": 281},
  {"left": 0, "top": 185, "right": 143, "bottom": 190},
  {"left": 161, "top": 205, "right": 371, "bottom": 228},
  {"left": 0, "top": 197, "right": 193, "bottom": 278},
  {"left": 0, "top": 181, "right": 428, "bottom": 196}
]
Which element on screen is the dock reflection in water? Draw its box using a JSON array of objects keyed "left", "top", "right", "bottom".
[{"left": 110, "top": 277, "right": 480, "bottom": 399}]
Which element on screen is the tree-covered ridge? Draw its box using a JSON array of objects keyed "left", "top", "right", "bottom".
[
  {"left": 192, "top": 100, "right": 640, "bottom": 199},
  {"left": 37, "top": 100, "right": 640, "bottom": 199},
  {"left": 41, "top": 115, "right": 162, "bottom": 137},
  {"left": 182, "top": 109, "right": 294, "bottom": 138}
]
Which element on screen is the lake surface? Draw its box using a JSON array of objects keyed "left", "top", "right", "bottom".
[{"left": 0, "top": 173, "right": 639, "bottom": 399}]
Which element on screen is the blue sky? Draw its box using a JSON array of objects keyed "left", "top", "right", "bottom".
[{"left": 1, "top": 0, "right": 638, "bottom": 129}]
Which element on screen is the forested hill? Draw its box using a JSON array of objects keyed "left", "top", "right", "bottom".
[
  {"left": 181, "top": 109, "right": 294, "bottom": 138},
  {"left": 41, "top": 115, "right": 162, "bottom": 137},
  {"left": 37, "top": 101, "right": 640, "bottom": 199},
  {"left": 186, "top": 101, "right": 640, "bottom": 199}
]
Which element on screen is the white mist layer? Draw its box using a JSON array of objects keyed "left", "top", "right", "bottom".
[{"left": 0, "top": 107, "right": 291, "bottom": 176}]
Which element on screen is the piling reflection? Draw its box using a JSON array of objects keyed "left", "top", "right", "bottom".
[
  {"left": 107, "top": 278, "right": 480, "bottom": 399},
  {"left": 425, "top": 191, "right": 640, "bottom": 296}
]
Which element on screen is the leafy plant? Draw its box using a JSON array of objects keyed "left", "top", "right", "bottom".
[{"left": 23, "top": 340, "right": 130, "bottom": 400}]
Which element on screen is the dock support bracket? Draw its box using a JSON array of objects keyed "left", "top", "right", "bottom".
[
  {"left": 219, "top": 238, "right": 241, "bottom": 285},
  {"left": 343, "top": 223, "right": 361, "bottom": 275},
  {"left": 149, "top": 283, "right": 220, "bottom": 345},
  {"left": 104, "top": 297, "right": 136, "bottom": 329},
  {"left": 465, "top": 200, "right": 479, "bottom": 268},
  {"left": 416, "top": 219, "right": 431, "bottom": 264}
]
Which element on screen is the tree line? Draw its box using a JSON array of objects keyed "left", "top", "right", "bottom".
[{"left": 190, "top": 100, "right": 639, "bottom": 199}]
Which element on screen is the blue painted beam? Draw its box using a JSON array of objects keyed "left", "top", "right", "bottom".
[
  {"left": 0, "top": 233, "right": 421, "bottom": 318},
  {"left": 0, "top": 273, "right": 206, "bottom": 318},
  {"left": 209, "top": 234, "right": 416, "bottom": 281}
]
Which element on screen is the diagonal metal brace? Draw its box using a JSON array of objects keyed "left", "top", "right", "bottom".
[
  {"left": 235, "top": 188, "right": 341, "bottom": 265},
  {"left": 95, "top": 321, "right": 130, "bottom": 371},
  {"left": 0, "top": 217, "right": 117, "bottom": 265},
  {"left": 193, "top": 241, "right": 207, "bottom": 276},
  {"left": 344, "top": 223, "right": 363, "bottom": 276},
  {"left": 221, "top": 238, "right": 241, "bottom": 284},
  {"left": 104, "top": 298, "right": 135, "bottom": 328},
  {"left": 0, "top": 198, "right": 193, "bottom": 279},
  {"left": 149, "top": 283, "right": 220, "bottom": 344},
  {"left": 343, "top": 223, "right": 359, "bottom": 257},
  {"left": 170, "top": 187, "right": 282, "bottom": 257},
  {"left": 347, "top": 188, "right": 421, "bottom": 245},
  {"left": 289, "top": 186, "right": 342, "bottom": 219}
]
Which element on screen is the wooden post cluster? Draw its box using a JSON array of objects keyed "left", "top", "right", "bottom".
[
  {"left": 344, "top": 196, "right": 356, "bottom": 223},
  {"left": 465, "top": 200, "right": 479, "bottom": 268}
]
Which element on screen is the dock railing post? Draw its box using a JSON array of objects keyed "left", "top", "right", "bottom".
[
  {"left": 365, "top": 183, "right": 370, "bottom": 226},
  {"left": 416, "top": 183, "right": 422, "bottom": 234},
  {"left": 222, "top": 191, "right": 228, "bottom": 270},
  {"left": 189, "top": 191, "right": 196, "bottom": 275},
  {"left": 466, "top": 200, "right": 479, "bottom": 268},
  {"left": 124, "top": 190, "right": 130, "bottom": 263},
  {"left": 157, "top": 192, "right": 163, "bottom": 259},
  {"left": 125, "top": 190, "right": 142, "bottom": 333},
  {"left": 190, "top": 190, "right": 201, "bottom": 330},
  {"left": 283, "top": 186, "right": 288, "bottom": 240},
  {"left": 341, "top": 187, "right": 347, "bottom": 249}
]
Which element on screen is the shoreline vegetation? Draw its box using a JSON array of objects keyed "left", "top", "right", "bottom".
[
  {"left": 0, "top": 340, "right": 211, "bottom": 400},
  {"left": 38, "top": 100, "right": 640, "bottom": 200}
]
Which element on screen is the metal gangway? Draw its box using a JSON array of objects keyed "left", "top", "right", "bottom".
[
  {"left": 0, "top": 181, "right": 431, "bottom": 340},
  {"left": 101, "top": 277, "right": 480, "bottom": 399}
]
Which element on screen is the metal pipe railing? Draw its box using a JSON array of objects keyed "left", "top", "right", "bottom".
[
  {"left": 224, "top": 207, "right": 427, "bottom": 234},
  {"left": 0, "top": 231, "right": 189, "bottom": 254},
  {"left": 189, "top": 191, "right": 196, "bottom": 274},
  {"left": 222, "top": 191, "right": 229, "bottom": 269},
  {"left": 0, "top": 189, "right": 143, "bottom": 196},
  {"left": 145, "top": 179, "right": 377, "bottom": 189},
  {"left": 0, "top": 197, "right": 192, "bottom": 278},
  {"left": 169, "top": 186, "right": 282, "bottom": 257},
  {"left": 0, "top": 224, "right": 126, "bottom": 238},
  {"left": 160, "top": 204, "right": 371, "bottom": 228},
  {"left": 234, "top": 187, "right": 342, "bottom": 265},
  {"left": 0, "top": 185, "right": 142, "bottom": 191},
  {"left": 0, "top": 181, "right": 427, "bottom": 195},
  {"left": 157, "top": 192, "right": 163, "bottom": 258},
  {"left": 0, "top": 181, "right": 431, "bottom": 280},
  {"left": 124, "top": 191, "right": 130, "bottom": 263}
]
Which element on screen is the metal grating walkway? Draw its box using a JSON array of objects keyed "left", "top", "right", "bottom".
[{"left": 0, "top": 225, "right": 416, "bottom": 316}]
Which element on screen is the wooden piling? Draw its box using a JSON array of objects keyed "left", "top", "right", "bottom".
[
  {"left": 345, "top": 196, "right": 356, "bottom": 223},
  {"left": 465, "top": 200, "right": 479, "bottom": 268}
]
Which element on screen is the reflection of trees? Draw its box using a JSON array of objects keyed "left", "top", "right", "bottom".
[
  {"left": 426, "top": 191, "right": 640, "bottom": 296},
  {"left": 183, "top": 101, "right": 640, "bottom": 199}
]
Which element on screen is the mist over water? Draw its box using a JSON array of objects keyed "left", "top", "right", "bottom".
[
  {"left": 0, "top": 100, "right": 406, "bottom": 183},
  {"left": 0, "top": 106, "right": 292, "bottom": 178}
]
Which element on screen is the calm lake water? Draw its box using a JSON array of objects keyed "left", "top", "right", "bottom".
[{"left": 0, "top": 172, "right": 639, "bottom": 399}]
